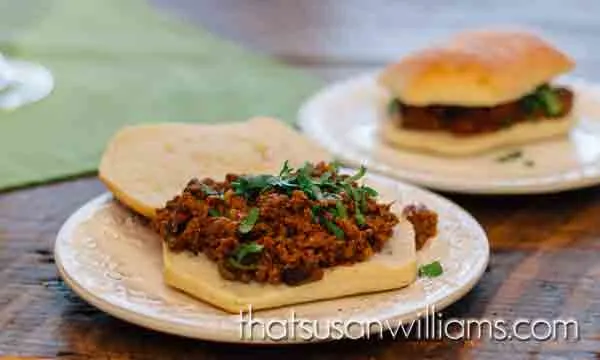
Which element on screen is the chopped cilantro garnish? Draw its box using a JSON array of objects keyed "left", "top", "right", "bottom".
[
  {"left": 340, "top": 182, "right": 355, "bottom": 199},
  {"left": 323, "top": 192, "right": 342, "bottom": 200},
  {"left": 355, "top": 209, "right": 366, "bottom": 226},
  {"left": 310, "top": 205, "right": 322, "bottom": 222},
  {"left": 335, "top": 201, "right": 348, "bottom": 218},
  {"left": 312, "top": 206, "right": 345, "bottom": 239},
  {"left": 418, "top": 261, "right": 444, "bottom": 278},
  {"left": 496, "top": 150, "right": 523, "bottom": 163},
  {"left": 311, "top": 184, "right": 324, "bottom": 200},
  {"left": 200, "top": 183, "right": 221, "bottom": 197},
  {"left": 521, "top": 84, "right": 563, "bottom": 118},
  {"left": 362, "top": 186, "right": 379, "bottom": 197},
  {"left": 231, "top": 175, "right": 270, "bottom": 197},
  {"left": 322, "top": 218, "right": 345, "bottom": 239},
  {"left": 208, "top": 208, "right": 220, "bottom": 217},
  {"left": 359, "top": 189, "right": 368, "bottom": 212},
  {"left": 233, "top": 161, "right": 373, "bottom": 202},
  {"left": 239, "top": 207, "right": 259, "bottom": 234},
  {"left": 388, "top": 99, "right": 401, "bottom": 115},
  {"left": 521, "top": 93, "right": 543, "bottom": 115},
  {"left": 229, "top": 242, "right": 264, "bottom": 270},
  {"left": 345, "top": 165, "right": 367, "bottom": 183},
  {"left": 232, "top": 161, "right": 376, "bottom": 232},
  {"left": 279, "top": 160, "right": 293, "bottom": 178},
  {"left": 537, "top": 85, "right": 563, "bottom": 116}
]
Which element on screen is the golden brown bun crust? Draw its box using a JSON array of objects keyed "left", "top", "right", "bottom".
[{"left": 378, "top": 30, "right": 574, "bottom": 106}]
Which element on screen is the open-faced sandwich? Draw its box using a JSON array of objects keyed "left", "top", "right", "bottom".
[
  {"left": 99, "top": 117, "right": 438, "bottom": 313},
  {"left": 378, "top": 30, "right": 575, "bottom": 156}
]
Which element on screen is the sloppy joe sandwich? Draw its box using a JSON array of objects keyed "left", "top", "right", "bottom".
[
  {"left": 99, "top": 118, "right": 438, "bottom": 313},
  {"left": 155, "top": 162, "right": 434, "bottom": 312},
  {"left": 378, "top": 30, "right": 575, "bottom": 155}
]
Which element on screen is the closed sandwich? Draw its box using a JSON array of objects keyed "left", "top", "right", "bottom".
[{"left": 378, "top": 30, "right": 575, "bottom": 156}]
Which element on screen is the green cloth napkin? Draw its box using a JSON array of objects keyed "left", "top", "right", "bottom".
[{"left": 0, "top": 0, "right": 321, "bottom": 190}]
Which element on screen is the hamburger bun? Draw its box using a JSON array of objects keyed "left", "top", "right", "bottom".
[
  {"left": 99, "top": 117, "right": 331, "bottom": 218},
  {"left": 164, "top": 215, "right": 417, "bottom": 313},
  {"left": 379, "top": 30, "right": 574, "bottom": 107}
]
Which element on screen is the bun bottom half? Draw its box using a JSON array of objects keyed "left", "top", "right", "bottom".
[
  {"left": 380, "top": 116, "right": 574, "bottom": 156},
  {"left": 163, "top": 220, "right": 417, "bottom": 313}
]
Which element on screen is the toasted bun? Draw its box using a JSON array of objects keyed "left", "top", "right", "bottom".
[
  {"left": 164, "top": 210, "right": 417, "bottom": 313},
  {"left": 99, "top": 117, "right": 331, "bottom": 218},
  {"left": 379, "top": 30, "right": 574, "bottom": 106},
  {"left": 380, "top": 115, "right": 574, "bottom": 156}
]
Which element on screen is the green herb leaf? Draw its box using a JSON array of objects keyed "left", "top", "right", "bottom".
[
  {"left": 279, "top": 160, "right": 293, "bottom": 178},
  {"left": 360, "top": 189, "right": 368, "bottom": 212},
  {"left": 228, "top": 258, "right": 258, "bottom": 270},
  {"left": 355, "top": 209, "right": 366, "bottom": 226},
  {"left": 521, "top": 94, "right": 543, "bottom": 115},
  {"left": 311, "top": 205, "right": 322, "bottom": 222},
  {"left": 234, "top": 242, "right": 264, "bottom": 260},
  {"left": 239, "top": 207, "right": 260, "bottom": 234},
  {"left": 388, "top": 99, "right": 401, "bottom": 115},
  {"left": 340, "top": 182, "right": 367, "bottom": 226},
  {"left": 330, "top": 160, "right": 342, "bottom": 173},
  {"left": 496, "top": 150, "right": 523, "bottom": 163},
  {"left": 200, "top": 183, "right": 221, "bottom": 197},
  {"left": 232, "top": 175, "right": 275, "bottom": 198},
  {"left": 319, "top": 172, "right": 332, "bottom": 183},
  {"left": 335, "top": 201, "right": 347, "bottom": 218},
  {"left": 362, "top": 186, "right": 379, "bottom": 197},
  {"left": 208, "top": 208, "right": 220, "bottom": 217},
  {"left": 229, "top": 242, "right": 264, "bottom": 270},
  {"left": 537, "top": 85, "right": 563, "bottom": 116},
  {"left": 345, "top": 165, "right": 367, "bottom": 183},
  {"left": 340, "top": 183, "right": 354, "bottom": 198},
  {"left": 522, "top": 85, "right": 563, "bottom": 118},
  {"left": 232, "top": 161, "right": 376, "bottom": 231},
  {"left": 295, "top": 164, "right": 324, "bottom": 200},
  {"left": 323, "top": 192, "right": 341, "bottom": 200},
  {"left": 418, "top": 261, "right": 444, "bottom": 278},
  {"left": 300, "top": 162, "right": 315, "bottom": 176},
  {"left": 311, "top": 184, "right": 324, "bottom": 200},
  {"left": 322, "top": 218, "right": 345, "bottom": 239}
]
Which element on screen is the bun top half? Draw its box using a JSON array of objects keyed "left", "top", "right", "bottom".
[{"left": 378, "top": 30, "right": 574, "bottom": 107}]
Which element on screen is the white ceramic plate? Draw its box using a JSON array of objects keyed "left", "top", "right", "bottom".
[
  {"left": 55, "top": 175, "right": 488, "bottom": 343},
  {"left": 298, "top": 74, "right": 600, "bottom": 194}
]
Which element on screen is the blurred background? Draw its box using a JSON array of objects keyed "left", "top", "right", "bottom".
[
  {"left": 153, "top": 0, "right": 595, "bottom": 82},
  {"left": 0, "top": 0, "right": 596, "bottom": 212}
]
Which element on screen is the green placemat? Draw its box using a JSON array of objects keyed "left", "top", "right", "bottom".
[{"left": 0, "top": 0, "right": 322, "bottom": 190}]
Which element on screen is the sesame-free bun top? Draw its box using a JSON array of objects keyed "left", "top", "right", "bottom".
[
  {"left": 99, "top": 117, "right": 331, "bottom": 218},
  {"left": 378, "top": 30, "right": 574, "bottom": 106}
]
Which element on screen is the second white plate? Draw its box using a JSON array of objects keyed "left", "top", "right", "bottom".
[{"left": 298, "top": 74, "right": 600, "bottom": 194}]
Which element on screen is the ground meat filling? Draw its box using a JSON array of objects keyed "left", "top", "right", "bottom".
[
  {"left": 389, "top": 84, "right": 574, "bottom": 135},
  {"left": 153, "top": 162, "right": 419, "bottom": 286},
  {"left": 403, "top": 204, "right": 438, "bottom": 250}
]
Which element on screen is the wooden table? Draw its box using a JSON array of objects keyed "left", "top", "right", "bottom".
[{"left": 1, "top": 1, "right": 599, "bottom": 358}]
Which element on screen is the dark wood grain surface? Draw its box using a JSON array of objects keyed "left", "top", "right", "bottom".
[{"left": 1, "top": 1, "right": 599, "bottom": 359}]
